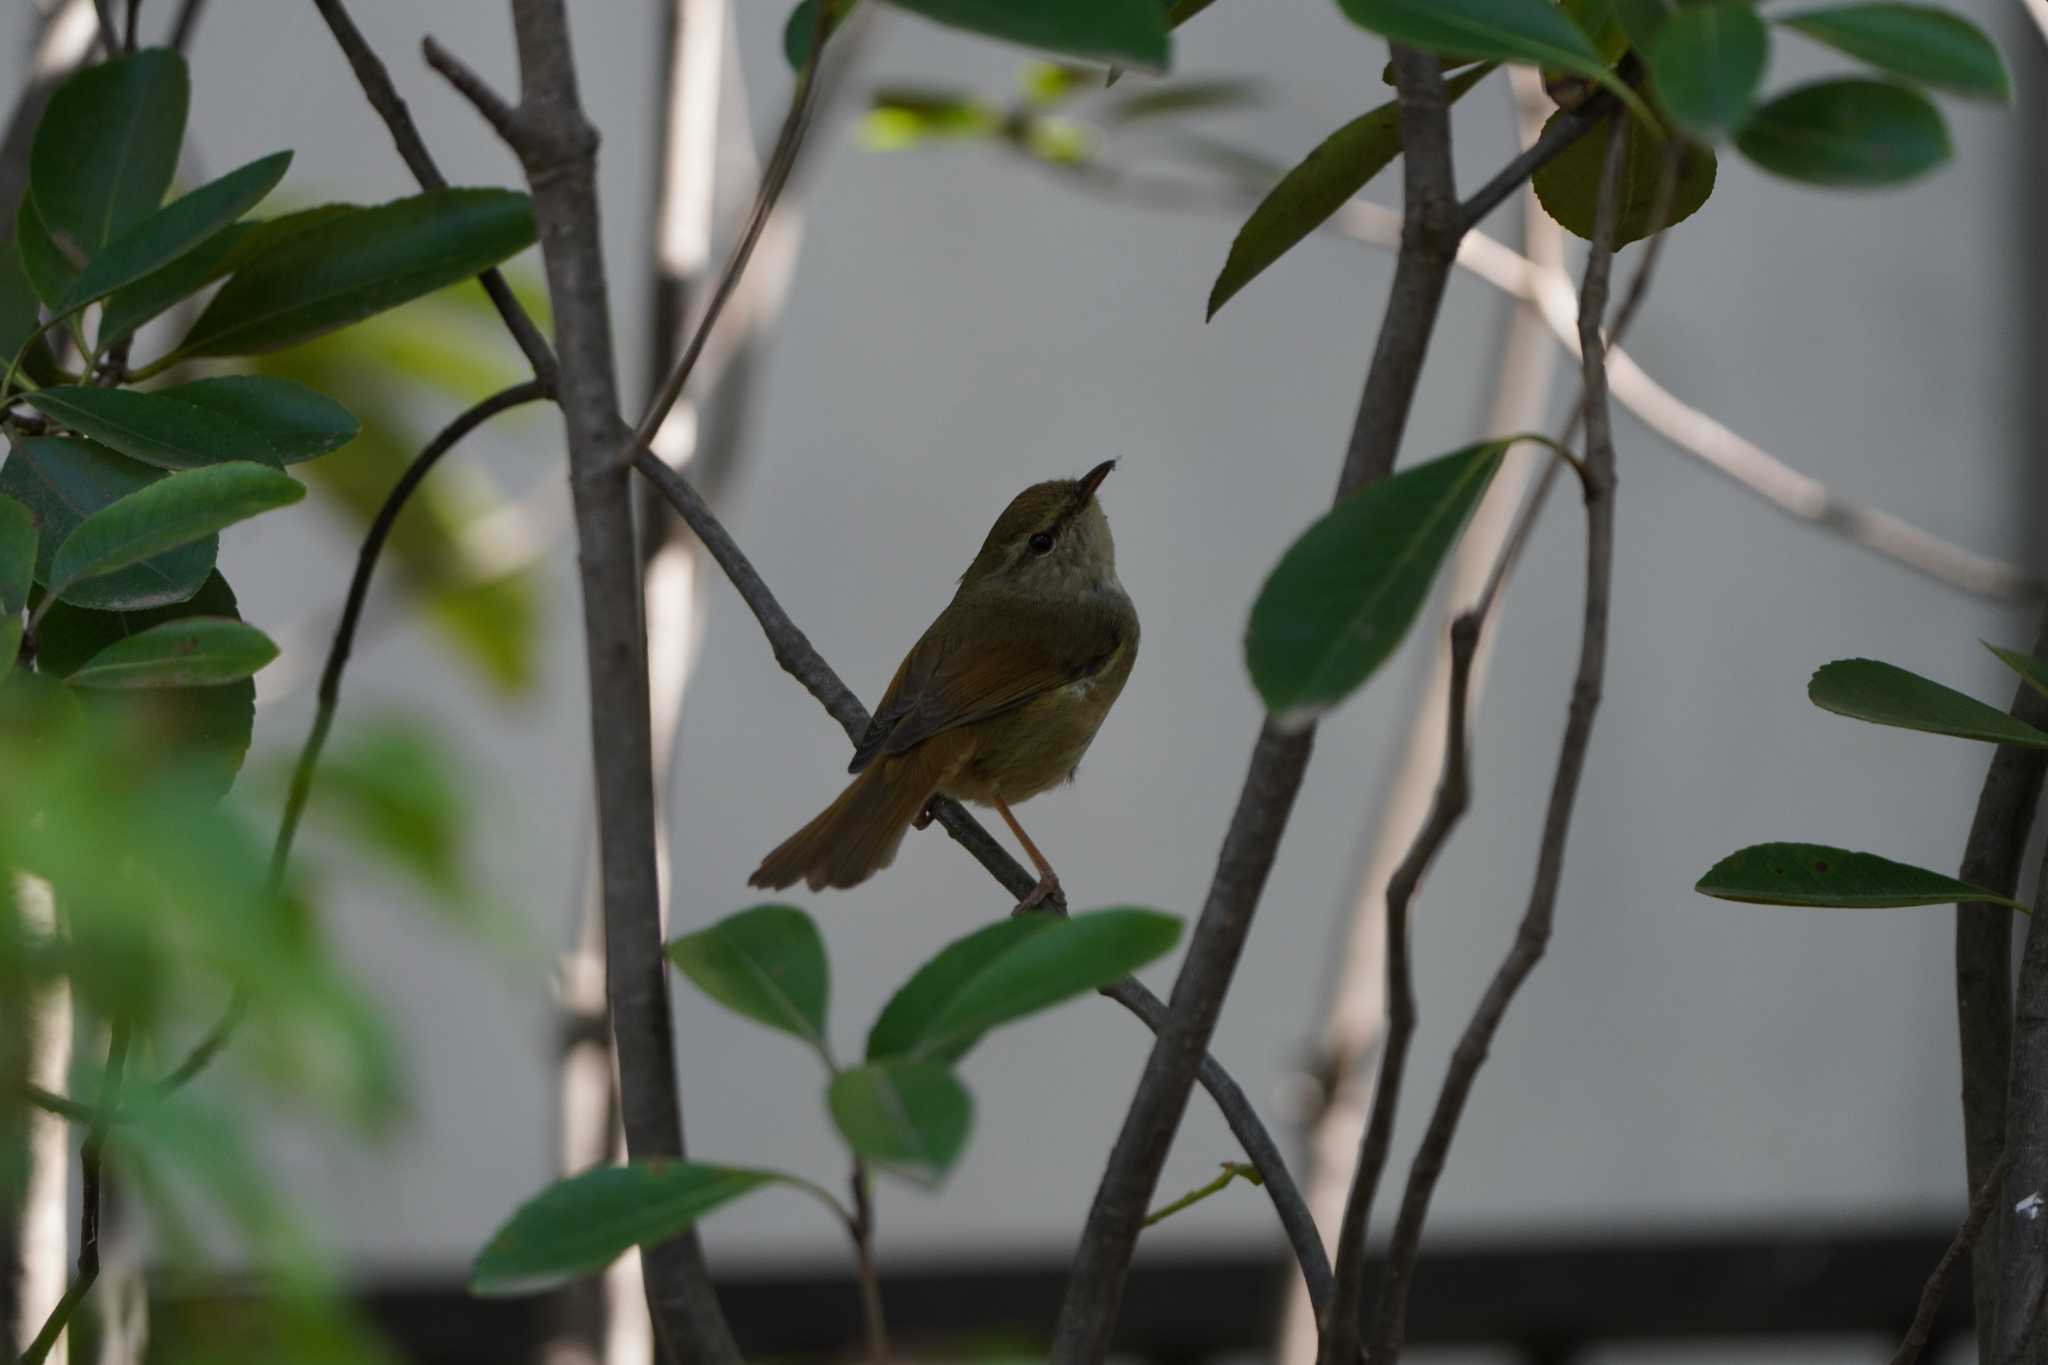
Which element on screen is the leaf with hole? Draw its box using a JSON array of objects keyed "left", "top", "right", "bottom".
[
  {"left": 1736, "top": 79, "right": 1949, "bottom": 187},
  {"left": 666, "top": 905, "right": 831, "bottom": 1055},
  {"left": 1778, "top": 3, "right": 2008, "bottom": 102},
  {"left": 47, "top": 462, "right": 302, "bottom": 602},
  {"left": 26, "top": 378, "right": 355, "bottom": 471},
  {"left": 1647, "top": 0, "right": 1768, "bottom": 139},
  {"left": 174, "top": 190, "right": 537, "bottom": 357},
  {"left": 1532, "top": 111, "right": 1716, "bottom": 245},
  {"left": 866, "top": 908, "right": 1183, "bottom": 1062},
  {"left": 1987, "top": 644, "right": 2048, "bottom": 704},
  {"left": 0, "top": 493, "right": 34, "bottom": 615},
  {"left": 28, "top": 49, "right": 188, "bottom": 259},
  {"left": 1246, "top": 441, "right": 1507, "bottom": 725},
  {"left": 1207, "top": 64, "right": 1492, "bottom": 319},
  {"left": 58, "top": 152, "right": 291, "bottom": 315},
  {"left": 67, "top": 617, "right": 276, "bottom": 689},
  {"left": 1808, "top": 658, "right": 2048, "bottom": 747},
  {"left": 472, "top": 1162, "right": 790, "bottom": 1296},
  {"left": 1336, "top": 0, "right": 1652, "bottom": 126},
  {"left": 888, "top": 0, "right": 1172, "bottom": 69},
  {"left": 828, "top": 1058, "right": 973, "bottom": 1182},
  {"left": 0, "top": 438, "right": 214, "bottom": 610},
  {"left": 1697, "top": 843, "right": 2025, "bottom": 910}
]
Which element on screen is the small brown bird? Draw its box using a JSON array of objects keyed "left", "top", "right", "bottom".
[{"left": 750, "top": 460, "right": 1136, "bottom": 907}]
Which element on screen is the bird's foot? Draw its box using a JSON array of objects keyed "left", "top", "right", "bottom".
[
  {"left": 1011, "top": 872, "right": 1064, "bottom": 918},
  {"left": 912, "top": 799, "right": 938, "bottom": 830}
]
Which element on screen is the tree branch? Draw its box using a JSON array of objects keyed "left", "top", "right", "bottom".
[
  {"left": 19, "top": 1019, "right": 129, "bottom": 1365},
  {"left": 1958, "top": 604, "right": 2048, "bottom": 1346},
  {"left": 1893, "top": 1152, "right": 2008, "bottom": 1365},
  {"left": 1361, "top": 117, "right": 1627, "bottom": 1365},
  {"left": 847, "top": 1162, "right": 889, "bottom": 1363},
  {"left": 1993, "top": 813, "right": 2048, "bottom": 1361}
]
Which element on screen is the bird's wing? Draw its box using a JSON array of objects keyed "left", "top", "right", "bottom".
[{"left": 848, "top": 595, "right": 1125, "bottom": 773}]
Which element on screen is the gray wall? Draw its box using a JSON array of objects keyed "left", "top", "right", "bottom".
[{"left": 16, "top": 0, "right": 2040, "bottom": 1325}]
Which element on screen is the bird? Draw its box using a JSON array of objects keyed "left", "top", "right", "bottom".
[{"left": 749, "top": 459, "right": 1136, "bottom": 909}]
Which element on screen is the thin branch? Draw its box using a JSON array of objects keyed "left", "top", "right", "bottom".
[
  {"left": 1457, "top": 92, "right": 1612, "bottom": 232},
  {"left": 307, "top": 0, "right": 557, "bottom": 391},
  {"left": 847, "top": 1162, "right": 889, "bottom": 1364},
  {"left": 122, "top": 0, "right": 137, "bottom": 52},
  {"left": 1363, "top": 116, "right": 1628, "bottom": 1365},
  {"left": 629, "top": 450, "right": 1335, "bottom": 1311},
  {"left": 1993, "top": 809, "right": 2048, "bottom": 1359},
  {"left": 1956, "top": 603, "right": 2048, "bottom": 1343},
  {"left": 1051, "top": 48, "right": 1473, "bottom": 1360},
  {"left": 20, "top": 1085, "right": 95, "bottom": 1124},
  {"left": 20, "top": 1020, "right": 130, "bottom": 1365},
  {"left": 166, "top": 0, "right": 205, "bottom": 52},
  {"left": 1892, "top": 1152, "right": 2009, "bottom": 1365}
]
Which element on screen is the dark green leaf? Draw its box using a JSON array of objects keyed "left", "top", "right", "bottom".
[
  {"left": 1779, "top": 3, "right": 2009, "bottom": 102},
  {"left": 1168, "top": 0, "right": 1219, "bottom": 24},
  {"left": 888, "top": 0, "right": 1173, "bottom": 70},
  {"left": 1986, "top": 644, "right": 2048, "bottom": 704},
  {"left": 33, "top": 572, "right": 253, "bottom": 798},
  {"left": 17, "top": 199, "right": 78, "bottom": 311},
  {"left": 1808, "top": 658, "right": 2048, "bottom": 747},
  {"left": 1336, "top": 0, "right": 1650, "bottom": 123},
  {"left": 1736, "top": 78, "right": 1949, "bottom": 187},
  {"left": 0, "top": 493, "right": 34, "bottom": 615},
  {"left": 1647, "top": 0, "right": 1768, "bottom": 138},
  {"left": 26, "top": 377, "right": 355, "bottom": 471},
  {"left": 473, "top": 1162, "right": 784, "bottom": 1296},
  {"left": 0, "top": 244, "right": 42, "bottom": 363},
  {"left": 47, "top": 461, "right": 303, "bottom": 599},
  {"left": 1612, "top": 0, "right": 1676, "bottom": 50},
  {"left": 59, "top": 152, "right": 291, "bottom": 315},
  {"left": 666, "top": 905, "right": 831, "bottom": 1053},
  {"left": 783, "top": 0, "right": 848, "bottom": 69},
  {"left": 828, "top": 1059, "right": 973, "bottom": 1182},
  {"left": 1563, "top": 0, "right": 1630, "bottom": 61},
  {"left": 28, "top": 49, "right": 188, "bottom": 258},
  {"left": 1532, "top": 110, "right": 1717, "bottom": 245},
  {"left": 0, "top": 617, "right": 19, "bottom": 684},
  {"left": 1246, "top": 441, "right": 1507, "bottom": 724},
  {"left": 97, "top": 208, "right": 354, "bottom": 351},
  {"left": 0, "top": 437, "right": 214, "bottom": 610},
  {"left": 1696, "top": 843, "right": 2026, "bottom": 910},
  {"left": 867, "top": 908, "right": 1183, "bottom": 1062},
  {"left": 1208, "top": 65, "right": 1492, "bottom": 319},
  {"left": 175, "top": 190, "right": 537, "bottom": 357},
  {"left": 67, "top": 617, "right": 276, "bottom": 688}
]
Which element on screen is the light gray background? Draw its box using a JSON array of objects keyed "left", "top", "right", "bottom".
[{"left": 15, "top": 0, "right": 2043, "bottom": 1348}]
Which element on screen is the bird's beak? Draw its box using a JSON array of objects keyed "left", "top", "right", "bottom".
[{"left": 1078, "top": 459, "right": 1116, "bottom": 500}]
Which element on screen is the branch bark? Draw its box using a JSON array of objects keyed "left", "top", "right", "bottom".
[
  {"left": 1894, "top": 1152, "right": 2007, "bottom": 1365},
  {"left": 1994, "top": 814, "right": 2048, "bottom": 1362},
  {"left": 1961, "top": 605, "right": 2048, "bottom": 1348},
  {"left": 1362, "top": 119, "right": 1626, "bottom": 1364}
]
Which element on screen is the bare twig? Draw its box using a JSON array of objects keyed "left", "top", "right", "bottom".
[
  {"left": 166, "top": 0, "right": 206, "bottom": 52},
  {"left": 20, "top": 1085, "right": 95, "bottom": 1125},
  {"left": 848, "top": 1162, "right": 889, "bottom": 1364},
  {"left": 1893, "top": 1152, "right": 2008, "bottom": 1365},
  {"left": 1457, "top": 93, "right": 1612, "bottom": 233},
  {"left": 1362, "top": 117, "right": 1627, "bottom": 1365},
  {"left": 121, "top": 0, "right": 137, "bottom": 51},
  {"left": 20, "top": 1020, "right": 129, "bottom": 1365},
  {"left": 1957, "top": 605, "right": 2048, "bottom": 1343},
  {"left": 90, "top": 0, "right": 119, "bottom": 55}
]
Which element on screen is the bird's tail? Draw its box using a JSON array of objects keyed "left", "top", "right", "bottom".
[{"left": 748, "top": 736, "right": 967, "bottom": 892}]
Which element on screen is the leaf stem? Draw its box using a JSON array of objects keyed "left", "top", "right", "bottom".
[
  {"left": 847, "top": 1160, "right": 890, "bottom": 1362},
  {"left": 1142, "top": 1161, "right": 1261, "bottom": 1228}
]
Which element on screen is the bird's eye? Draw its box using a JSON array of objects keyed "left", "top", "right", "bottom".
[{"left": 1028, "top": 531, "right": 1056, "bottom": 555}]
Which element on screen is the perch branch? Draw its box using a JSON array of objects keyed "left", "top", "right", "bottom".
[
  {"left": 1993, "top": 797, "right": 2048, "bottom": 1360},
  {"left": 1892, "top": 1152, "right": 2007, "bottom": 1365}
]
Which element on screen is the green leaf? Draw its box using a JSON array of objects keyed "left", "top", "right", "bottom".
[
  {"left": 1246, "top": 441, "right": 1507, "bottom": 725},
  {"left": 0, "top": 617, "right": 20, "bottom": 684},
  {"left": 887, "top": 0, "right": 1173, "bottom": 70},
  {"left": 0, "top": 493, "right": 34, "bottom": 615},
  {"left": 1612, "top": 0, "right": 1676, "bottom": 50},
  {"left": 1336, "top": 0, "right": 1652, "bottom": 125},
  {"left": 1104, "top": 78, "right": 1264, "bottom": 125},
  {"left": 827, "top": 1059, "right": 973, "bottom": 1182},
  {"left": 300, "top": 722, "right": 472, "bottom": 899},
  {"left": 1696, "top": 843, "right": 2026, "bottom": 910},
  {"left": 174, "top": 190, "right": 537, "bottom": 357},
  {"left": 1807, "top": 658, "right": 2048, "bottom": 748},
  {"left": 1646, "top": 0, "right": 1768, "bottom": 139},
  {"left": 47, "top": 461, "right": 303, "bottom": 600},
  {"left": 783, "top": 0, "right": 849, "bottom": 69},
  {"left": 1532, "top": 110, "right": 1717, "bottom": 245},
  {"left": 665, "top": 905, "right": 831, "bottom": 1054},
  {"left": 17, "top": 198, "right": 79, "bottom": 311},
  {"left": 866, "top": 908, "right": 1183, "bottom": 1062},
  {"left": 0, "top": 437, "right": 215, "bottom": 610},
  {"left": 1987, "top": 644, "right": 2048, "bottom": 704},
  {"left": 33, "top": 572, "right": 254, "bottom": 798},
  {"left": 1207, "top": 64, "right": 1492, "bottom": 319},
  {"left": 96, "top": 208, "right": 354, "bottom": 351},
  {"left": 28, "top": 49, "right": 188, "bottom": 259},
  {"left": 1779, "top": 4, "right": 2009, "bottom": 102},
  {"left": 0, "top": 244, "right": 43, "bottom": 362},
  {"left": 67, "top": 617, "right": 276, "bottom": 689},
  {"left": 473, "top": 1162, "right": 785, "bottom": 1296},
  {"left": 58, "top": 152, "right": 291, "bottom": 315},
  {"left": 25, "top": 377, "right": 356, "bottom": 471},
  {"left": 1735, "top": 78, "right": 1949, "bottom": 187}
]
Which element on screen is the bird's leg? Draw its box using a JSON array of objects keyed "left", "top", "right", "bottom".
[{"left": 994, "top": 796, "right": 1062, "bottom": 916}]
